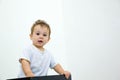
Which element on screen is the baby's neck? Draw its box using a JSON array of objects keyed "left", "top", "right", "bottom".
[
  {"left": 33, "top": 44, "right": 45, "bottom": 51},
  {"left": 38, "top": 47, "right": 45, "bottom": 52}
]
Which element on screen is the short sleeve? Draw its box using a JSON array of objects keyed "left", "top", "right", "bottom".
[
  {"left": 19, "top": 47, "right": 31, "bottom": 63},
  {"left": 49, "top": 54, "right": 58, "bottom": 68}
]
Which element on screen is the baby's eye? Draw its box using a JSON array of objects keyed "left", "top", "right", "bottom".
[
  {"left": 43, "top": 34, "right": 47, "bottom": 36},
  {"left": 36, "top": 33, "right": 40, "bottom": 35}
]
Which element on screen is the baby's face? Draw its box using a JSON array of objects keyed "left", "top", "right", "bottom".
[{"left": 30, "top": 25, "right": 50, "bottom": 48}]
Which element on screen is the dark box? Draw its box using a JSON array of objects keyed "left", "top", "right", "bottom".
[{"left": 7, "top": 75, "right": 71, "bottom": 80}]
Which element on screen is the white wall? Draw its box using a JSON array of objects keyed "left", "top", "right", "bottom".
[
  {"left": 0, "top": 0, "right": 68, "bottom": 79},
  {"left": 1, "top": 0, "right": 120, "bottom": 80},
  {"left": 63, "top": 0, "right": 120, "bottom": 80}
]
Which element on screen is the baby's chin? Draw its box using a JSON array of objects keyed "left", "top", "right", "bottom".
[{"left": 33, "top": 44, "right": 43, "bottom": 48}]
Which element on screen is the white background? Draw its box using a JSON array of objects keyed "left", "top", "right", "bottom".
[{"left": 0, "top": 0, "right": 120, "bottom": 80}]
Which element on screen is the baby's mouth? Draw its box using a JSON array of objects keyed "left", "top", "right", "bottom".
[{"left": 38, "top": 40, "right": 43, "bottom": 43}]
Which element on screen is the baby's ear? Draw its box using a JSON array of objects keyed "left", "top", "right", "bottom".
[{"left": 29, "top": 34, "right": 32, "bottom": 40}]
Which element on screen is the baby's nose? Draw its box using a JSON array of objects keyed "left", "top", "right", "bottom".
[{"left": 39, "top": 35, "right": 44, "bottom": 38}]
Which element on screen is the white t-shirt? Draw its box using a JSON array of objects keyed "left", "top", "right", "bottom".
[{"left": 18, "top": 44, "right": 58, "bottom": 78}]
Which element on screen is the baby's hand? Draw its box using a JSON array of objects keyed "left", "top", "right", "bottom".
[{"left": 63, "top": 71, "right": 71, "bottom": 79}]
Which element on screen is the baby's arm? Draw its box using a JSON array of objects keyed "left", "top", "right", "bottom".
[
  {"left": 21, "top": 59, "right": 34, "bottom": 77},
  {"left": 53, "top": 64, "right": 70, "bottom": 79}
]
